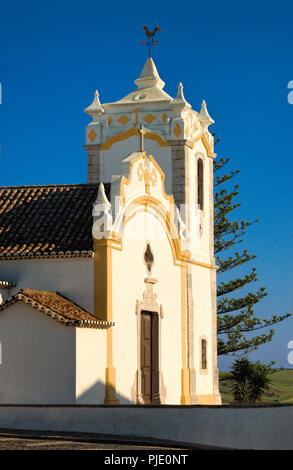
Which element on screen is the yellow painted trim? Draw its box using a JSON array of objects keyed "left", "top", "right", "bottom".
[
  {"left": 173, "top": 123, "right": 182, "bottom": 139},
  {"left": 188, "top": 258, "right": 213, "bottom": 269},
  {"left": 143, "top": 113, "right": 156, "bottom": 124},
  {"left": 149, "top": 155, "right": 174, "bottom": 205},
  {"left": 104, "top": 330, "right": 119, "bottom": 404},
  {"left": 132, "top": 108, "right": 141, "bottom": 126},
  {"left": 117, "top": 115, "right": 130, "bottom": 125},
  {"left": 120, "top": 152, "right": 174, "bottom": 208},
  {"left": 100, "top": 127, "right": 169, "bottom": 150},
  {"left": 180, "top": 263, "right": 191, "bottom": 405},
  {"left": 88, "top": 129, "right": 97, "bottom": 143},
  {"left": 196, "top": 394, "right": 216, "bottom": 405},
  {"left": 201, "top": 133, "right": 214, "bottom": 158},
  {"left": 190, "top": 130, "right": 215, "bottom": 157},
  {"left": 93, "top": 239, "right": 113, "bottom": 321},
  {"left": 122, "top": 196, "right": 190, "bottom": 266},
  {"left": 93, "top": 239, "right": 119, "bottom": 404},
  {"left": 94, "top": 148, "right": 212, "bottom": 267},
  {"left": 120, "top": 151, "right": 146, "bottom": 204}
]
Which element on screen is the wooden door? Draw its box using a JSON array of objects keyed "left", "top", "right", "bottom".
[{"left": 141, "top": 311, "right": 160, "bottom": 404}]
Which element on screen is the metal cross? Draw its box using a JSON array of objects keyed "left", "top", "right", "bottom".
[{"left": 139, "top": 124, "right": 145, "bottom": 152}]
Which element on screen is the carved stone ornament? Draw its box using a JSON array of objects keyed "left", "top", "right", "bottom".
[
  {"left": 137, "top": 159, "right": 157, "bottom": 194},
  {"left": 144, "top": 242, "right": 154, "bottom": 275}
]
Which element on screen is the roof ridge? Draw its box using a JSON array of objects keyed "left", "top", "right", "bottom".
[
  {"left": 1, "top": 288, "right": 113, "bottom": 328},
  {"left": 0, "top": 183, "right": 99, "bottom": 190}
]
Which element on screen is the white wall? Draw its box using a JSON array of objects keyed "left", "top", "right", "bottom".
[
  {"left": 112, "top": 211, "right": 182, "bottom": 404},
  {"left": 0, "top": 303, "right": 76, "bottom": 404},
  {"left": 1, "top": 404, "right": 293, "bottom": 450},
  {"left": 0, "top": 258, "right": 94, "bottom": 313},
  {"left": 100, "top": 136, "right": 172, "bottom": 193},
  {"left": 0, "top": 303, "right": 108, "bottom": 404},
  {"left": 75, "top": 328, "right": 106, "bottom": 404},
  {"left": 191, "top": 264, "right": 214, "bottom": 395},
  {"left": 188, "top": 139, "right": 212, "bottom": 261}
]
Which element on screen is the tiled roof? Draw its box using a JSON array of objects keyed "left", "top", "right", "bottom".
[
  {"left": 0, "top": 280, "right": 16, "bottom": 289},
  {"left": 0, "top": 288, "right": 113, "bottom": 328},
  {"left": 0, "top": 183, "right": 110, "bottom": 259}
]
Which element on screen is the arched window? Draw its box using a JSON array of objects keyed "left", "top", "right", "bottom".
[
  {"left": 201, "top": 338, "right": 207, "bottom": 370},
  {"left": 197, "top": 158, "right": 204, "bottom": 210}
]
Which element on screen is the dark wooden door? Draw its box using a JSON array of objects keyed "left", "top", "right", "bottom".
[{"left": 141, "top": 311, "right": 160, "bottom": 404}]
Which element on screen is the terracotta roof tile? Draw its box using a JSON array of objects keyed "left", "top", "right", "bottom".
[
  {"left": 0, "top": 280, "right": 16, "bottom": 289},
  {"left": 0, "top": 183, "right": 110, "bottom": 259},
  {"left": 0, "top": 288, "right": 113, "bottom": 329}
]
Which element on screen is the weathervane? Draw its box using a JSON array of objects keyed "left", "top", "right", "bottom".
[{"left": 141, "top": 25, "right": 161, "bottom": 58}]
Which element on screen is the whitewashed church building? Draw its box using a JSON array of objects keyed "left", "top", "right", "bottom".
[{"left": 0, "top": 53, "right": 221, "bottom": 406}]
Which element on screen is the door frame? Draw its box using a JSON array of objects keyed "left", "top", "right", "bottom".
[
  {"left": 140, "top": 310, "right": 160, "bottom": 404},
  {"left": 135, "top": 277, "right": 166, "bottom": 404}
]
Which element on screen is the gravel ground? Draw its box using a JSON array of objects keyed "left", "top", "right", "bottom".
[{"left": 0, "top": 429, "right": 186, "bottom": 450}]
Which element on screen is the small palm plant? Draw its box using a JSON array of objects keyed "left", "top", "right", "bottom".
[
  {"left": 248, "top": 361, "right": 272, "bottom": 402},
  {"left": 231, "top": 357, "right": 273, "bottom": 403},
  {"left": 232, "top": 381, "right": 251, "bottom": 402},
  {"left": 231, "top": 357, "right": 252, "bottom": 402}
]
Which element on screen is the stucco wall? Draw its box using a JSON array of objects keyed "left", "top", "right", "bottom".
[
  {"left": 0, "top": 404, "right": 292, "bottom": 450},
  {"left": 75, "top": 328, "right": 106, "bottom": 404},
  {"left": 112, "top": 211, "right": 182, "bottom": 404},
  {"left": 100, "top": 137, "right": 172, "bottom": 193},
  {"left": 189, "top": 139, "right": 212, "bottom": 260},
  {"left": 0, "top": 303, "right": 76, "bottom": 404},
  {"left": 0, "top": 303, "right": 107, "bottom": 405},
  {"left": 191, "top": 264, "right": 214, "bottom": 395},
  {"left": 0, "top": 258, "right": 94, "bottom": 313}
]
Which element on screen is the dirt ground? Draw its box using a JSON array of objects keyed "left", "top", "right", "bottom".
[{"left": 0, "top": 429, "right": 186, "bottom": 450}]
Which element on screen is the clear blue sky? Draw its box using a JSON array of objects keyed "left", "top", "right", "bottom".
[{"left": 0, "top": 0, "right": 292, "bottom": 369}]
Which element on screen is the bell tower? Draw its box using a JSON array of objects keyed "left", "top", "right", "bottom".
[
  {"left": 84, "top": 39, "right": 221, "bottom": 404},
  {"left": 83, "top": 56, "right": 217, "bottom": 263}
]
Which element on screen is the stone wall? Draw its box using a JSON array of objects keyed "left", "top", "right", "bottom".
[{"left": 0, "top": 404, "right": 292, "bottom": 450}]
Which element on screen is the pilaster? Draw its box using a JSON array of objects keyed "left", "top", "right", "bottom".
[
  {"left": 93, "top": 238, "right": 120, "bottom": 405},
  {"left": 171, "top": 140, "right": 197, "bottom": 404},
  {"left": 186, "top": 263, "right": 197, "bottom": 404},
  {"left": 209, "top": 158, "right": 222, "bottom": 404}
]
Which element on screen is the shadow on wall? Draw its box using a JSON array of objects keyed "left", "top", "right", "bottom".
[{"left": 76, "top": 380, "right": 132, "bottom": 405}]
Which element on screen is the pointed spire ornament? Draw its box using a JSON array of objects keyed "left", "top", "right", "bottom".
[
  {"left": 92, "top": 183, "right": 112, "bottom": 237},
  {"left": 84, "top": 90, "right": 104, "bottom": 120},
  {"left": 94, "top": 182, "right": 111, "bottom": 210},
  {"left": 198, "top": 100, "right": 215, "bottom": 128},
  {"left": 134, "top": 57, "right": 165, "bottom": 90},
  {"left": 172, "top": 82, "right": 191, "bottom": 109}
]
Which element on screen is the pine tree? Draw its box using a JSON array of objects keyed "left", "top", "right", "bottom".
[{"left": 214, "top": 154, "right": 290, "bottom": 356}]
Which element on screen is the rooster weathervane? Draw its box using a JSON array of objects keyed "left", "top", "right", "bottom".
[{"left": 141, "top": 25, "right": 161, "bottom": 58}]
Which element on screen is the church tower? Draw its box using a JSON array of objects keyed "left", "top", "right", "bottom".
[{"left": 84, "top": 53, "right": 221, "bottom": 405}]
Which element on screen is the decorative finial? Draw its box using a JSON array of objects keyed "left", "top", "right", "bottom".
[
  {"left": 95, "top": 183, "right": 111, "bottom": 210},
  {"left": 172, "top": 81, "right": 191, "bottom": 108},
  {"left": 141, "top": 25, "right": 161, "bottom": 58},
  {"left": 84, "top": 89, "right": 104, "bottom": 120},
  {"left": 139, "top": 124, "right": 145, "bottom": 152},
  {"left": 198, "top": 100, "right": 215, "bottom": 128}
]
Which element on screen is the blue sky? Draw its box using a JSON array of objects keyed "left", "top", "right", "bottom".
[{"left": 0, "top": 0, "right": 292, "bottom": 369}]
